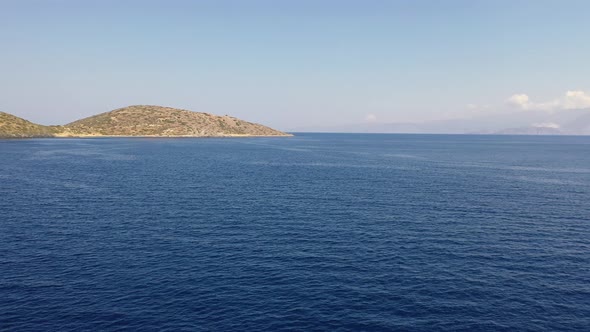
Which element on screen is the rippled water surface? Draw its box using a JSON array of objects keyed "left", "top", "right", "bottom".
[{"left": 1, "top": 134, "right": 589, "bottom": 331}]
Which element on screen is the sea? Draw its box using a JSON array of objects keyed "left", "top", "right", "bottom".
[{"left": 1, "top": 133, "right": 589, "bottom": 331}]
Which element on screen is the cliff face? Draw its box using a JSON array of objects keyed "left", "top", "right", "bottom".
[
  {"left": 0, "top": 106, "right": 291, "bottom": 138},
  {"left": 0, "top": 112, "right": 58, "bottom": 138}
]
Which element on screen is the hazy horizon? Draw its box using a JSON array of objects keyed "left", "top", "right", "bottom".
[{"left": 2, "top": 0, "right": 590, "bottom": 133}]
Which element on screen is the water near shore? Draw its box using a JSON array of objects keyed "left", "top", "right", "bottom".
[{"left": 1, "top": 134, "right": 589, "bottom": 331}]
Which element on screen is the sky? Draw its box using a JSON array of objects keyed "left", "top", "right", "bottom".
[{"left": 1, "top": 0, "right": 589, "bottom": 130}]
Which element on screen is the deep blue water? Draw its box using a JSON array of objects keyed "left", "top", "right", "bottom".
[{"left": 1, "top": 133, "right": 589, "bottom": 331}]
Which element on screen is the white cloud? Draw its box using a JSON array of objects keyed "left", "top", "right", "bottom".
[
  {"left": 563, "top": 90, "right": 590, "bottom": 109},
  {"left": 532, "top": 122, "right": 560, "bottom": 129},
  {"left": 466, "top": 103, "right": 491, "bottom": 112},
  {"left": 365, "top": 113, "right": 378, "bottom": 122},
  {"left": 507, "top": 90, "right": 590, "bottom": 112},
  {"left": 507, "top": 94, "right": 530, "bottom": 108}
]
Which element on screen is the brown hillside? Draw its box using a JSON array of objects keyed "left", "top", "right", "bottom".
[
  {"left": 61, "top": 105, "right": 290, "bottom": 137},
  {"left": 0, "top": 112, "right": 58, "bottom": 138}
]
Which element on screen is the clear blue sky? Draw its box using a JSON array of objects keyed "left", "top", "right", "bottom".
[{"left": 1, "top": 0, "right": 589, "bottom": 129}]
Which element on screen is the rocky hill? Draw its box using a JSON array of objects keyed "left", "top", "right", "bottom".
[
  {"left": 0, "top": 106, "right": 291, "bottom": 138},
  {"left": 0, "top": 112, "right": 59, "bottom": 138}
]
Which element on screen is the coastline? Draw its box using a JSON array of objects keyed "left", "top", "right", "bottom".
[{"left": 1, "top": 133, "right": 294, "bottom": 139}]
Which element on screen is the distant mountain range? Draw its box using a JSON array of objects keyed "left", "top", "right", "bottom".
[
  {"left": 0, "top": 105, "right": 291, "bottom": 138},
  {"left": 293, "top": 108, "right": 590, "bottom": 135}
]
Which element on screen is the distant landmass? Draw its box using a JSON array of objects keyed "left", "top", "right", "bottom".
[
  {"left": 0, "top": 112, "right": 60, "bottom": 138},
  {"left": 0, "top": 105, "right": 291, "bottom": 138},
  {"left": 291, "top": 108, "right": 590, "bottom": 135}
]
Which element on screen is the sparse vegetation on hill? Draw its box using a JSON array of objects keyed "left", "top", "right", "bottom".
[
  {"left": 0, "top": 106, "right": 291, "bottom": 138},
  {"left": 0, "top": 112, "right": 59, "bottom": 138}
]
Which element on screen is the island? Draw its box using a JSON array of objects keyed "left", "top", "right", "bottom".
[{"left": 0, "top": 105, "right": 292, "bottom": 138}]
